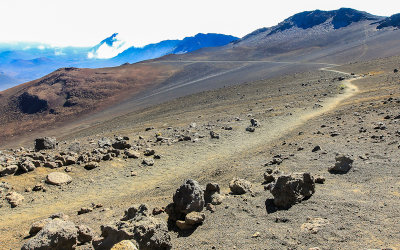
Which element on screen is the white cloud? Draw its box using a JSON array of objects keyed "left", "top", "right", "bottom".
[
  {"left": 0, "top": 0, "right": 398, "bottom": 47},
  {"left": 54, "top": 50, "right": 65, "bottom": 56},
  {"left": 87, "top": 33, "right": 134, "bottom": 59}
]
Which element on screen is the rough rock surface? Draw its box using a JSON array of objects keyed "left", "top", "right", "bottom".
[
  {"left": 67, "top": 142, "right": 81, "bottom": 153},
  {"left": 29, "top": 213, "right": 70, "bottom": 236},
  {"left": 185, "top": 212, "right": 205, "bottom": 225},
  {"left": 112, "top": 139, "right": 131, "bottom": 150},
  {"left": 29, "top": 218, "right": 52, "bottom": 236},
  {"left": 99, "top": 204, "right": 172, "bottom": 250},
  {"left": 22, "top": 218, "right": 78, "bottom": 250},
  {"left": 142, "top": 158, "right": 154, "bottom": 166},
  {"left": 125, "top": 150, "right": 140, "bottom": 159},
  {"left": 77, "top": 225, "right": 95, "bottom": 244},
  {"left": 204, "top": 183, "right": 224, "bottom": 205},
  {"left": 328, "top": 154, "right": 354, "bottom": 174},
  {"left": 229, "top": 178, "right": 253, "bottom": 195},
  {"left": 0, "top": 165, "right": 18, "bottom": 177},
  {"left": 98, "top": 137, "right": 112, "bottom": 148},
  {"left": 45, "top": 172, "right": 72, "bottom": 185},
  {"left": 111, "top": 240, "right": 138, "bottom": 250},
  {"left": 175, "top": 220, "right": 193, "bottom": 230},
  {"left": 84, "top": 162, "right": 100, "bottom": 170},
  {"left": 5, "top": 191, "right": 24, "bottom": 207},
  {"left": 173, "top": 179, "right": 205, "bottom": 215},
  {"left": 19, "top": 159, "right": 36, "bottom": 173},
  {"left": 35, "top": 137, "right": 57, "bottom": 151},
  {"left": 270, "top": 172, "right": 315, "bottom": 208}
]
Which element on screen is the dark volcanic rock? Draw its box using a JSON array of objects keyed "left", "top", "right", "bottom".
[
  {"left": 210, "top": 131, "right": 220, "bottom": 139},
  {"left": 270, "top": 173, "right": 315, "bottom": 209},
  {"left": 246, "top": 127, "right": 256, "bottom": 132},
  {"left": 173, "top": 179, "right": 205, "bottom": 215},
  {"left": 122, "top": 204, "right": 150, "bottom": 221},
  {"left": 22, "top": 218, "right": 78, "bottom": 250},
  {"left": 204, "top": 183, "right": 221, "bottom": 204},
  {"left": 35, "top": 137, "right": 57, "bottom": 151},
  {"left": 112, "top": 139, "right": 131, "bottom": 150},
  {"left": 84, "top": 162, "right": 100, "bottom": 170},
  {"left": 77, "top": 225, "right": 95, "bottom": 244},
  {"left": 19, "top": 159, "right": 36, "bottom": 173},
  {"left": 329, "top": 154, "right": 354, "bottom": 174},
  {"left": 99, "top": 204, "right": 172, "bottom": 250},
  {"left": 312, "top": 145, "right": 321, "bottom": 152},
  {"left": 0, "top": 165, "right": 18, "bottom": 177}
]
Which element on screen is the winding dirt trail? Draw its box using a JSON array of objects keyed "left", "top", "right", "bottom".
[{"left": 0, "top": 65, "right": 362, "bottom": 248}]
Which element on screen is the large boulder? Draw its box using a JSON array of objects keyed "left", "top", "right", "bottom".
[
  {"left": 111, "top": 240, "right": 138, "bottom": 250},
  {"left": 22, "top": 218, "right": 78, "bottom": 250},
  {"left": 67, "top": 142, "right": 81, "bottom": 153},
  {"left": 35, "top": 137, "right": 57, "bottom": 151},
  {"left": 185, "top": 212, "right": 205, "bottom": 225},
  {"left": 269, "top": 172, "right": 315, "bottom": 209},
  {"left": 98, "top": 137, "right": 112, "bottom": 148},
  {"left": 0, "top": 181, "right": 12, "bottom": 197},
  {"left": 29, "top": 218, "right": 52, "bottom": 236},
  {"left": 204, "top": 183, "right": 224, "bottom": 205},
  {"left": 29, "top": 213, "right": 70, "bottom": 236},
  {"left": 19, "top": 159, "right": 36, "bottom": 173},
  {"left": 112, "top": 138, "right": 131, "bottom": 150},
  {"left": 124, "top": 150, "right": 140, "bottom": 159},
  {"left": 229, "top": 178, "right": 252, "bottom": 195},
  {"left": 84, "top": 162, "right": 100, "bottom": 170},
  {"left": 77, "top": 225, "right": 95, "bottom": 245},
  {"left": 5, "top": 191, "right": 24, "bottom": 208},
  {"left": 46, "top": 172, "right": 72, "bottom": 185},
  {"left": 328, "top": 154, "right": 354, "bottom": 174},
  {"left": 173, "top": 179, "right": 205, "bottom": 215},
  {"left": 99, "top": 204, "right": 172, "bottom": 250},
  {"left": 0, "top": 165, "right": 18, "bottom": 177}
]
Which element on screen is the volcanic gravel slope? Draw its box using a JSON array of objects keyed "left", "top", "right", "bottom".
[
  {"left": 1, "top": 10, "right": 400, "bottom": 147},
  {"left": 0, "top": 54, "right": 400, "bottom": 249}
]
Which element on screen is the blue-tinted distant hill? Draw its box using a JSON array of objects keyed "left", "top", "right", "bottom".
[
  {"left": 111, "top": 33, "right": 238, "bottom": 64},
  {"left": 0, "top": 33, "right": 238, "bottom": 90}
]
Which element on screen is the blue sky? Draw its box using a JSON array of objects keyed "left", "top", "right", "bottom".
[{"left": 0, "top": 0, "right": 398, "bottom": 47}]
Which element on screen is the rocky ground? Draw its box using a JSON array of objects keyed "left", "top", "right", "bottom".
[{"left": 0, "top": 55, "right": 400, "bottom": 249}]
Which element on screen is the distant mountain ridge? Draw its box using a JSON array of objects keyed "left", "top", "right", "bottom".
[
  {"left": 273, "top": 8, "right": 380, "bottom": 32},
  {"left": 377, "top": 13, "right": 400, "bottom": 29},
  {"left": 0, "top": 33, "right": 238, "bottom": 90},
  {"left": 113, "top": 33, "right": 238, "bottom": 63},
  {"left": 236, "top": 8, "right": 384, "bottom": 44}
]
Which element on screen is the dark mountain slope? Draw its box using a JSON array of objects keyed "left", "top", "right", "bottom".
[
  {"left": 172, "top": 33, "right": 238, "bottom": 53},
  {"left": 377, "top": 13, "right": 400, "bottom": 29},
  {"left": 272, "top": 8, "right": 379, "bottom": 32}
]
